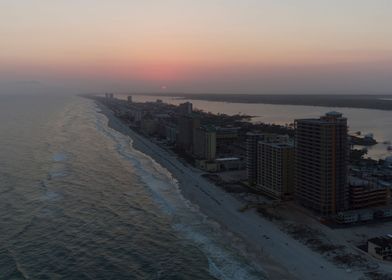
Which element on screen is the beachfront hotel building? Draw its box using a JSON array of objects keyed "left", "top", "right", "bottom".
[
  {"left": 368, "top": 236, "right": 392, "bottom": 260},
  {"left": 177, "top": 115, "right": 200, "bottom": 153},
  {"left": 178, "top": 102, "right": 193, "bottom": 115},
  {"left": 295, "top": 112, "right": 349, "bottom": 216},
  {"left": 193, "top": 126, "right": 217, "bottom": 161},
  {"left": 256, "top": 140, "right": 295, "bottom": 200},
  {"left": 246, "top": 133, "right": 289, "bottom": 186},
  {"left": 105, "top": 93, "right": 114, "bottom": 104},
  {"left": 246, "top": 133, "right": 262, "bottom": 185}
]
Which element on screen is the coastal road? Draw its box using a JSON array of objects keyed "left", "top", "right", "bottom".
[
  {"left": 127, "top": 132, "right": 362, "bottom": 280},
  {"left": 103, "top": 104, "right": 363, "bottom": 280}
]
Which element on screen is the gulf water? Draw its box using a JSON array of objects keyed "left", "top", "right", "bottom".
[{"left": 0, "top": 95, "right": 263, "bottom": 280}]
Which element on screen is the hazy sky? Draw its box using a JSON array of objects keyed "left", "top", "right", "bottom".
[{"left": 1, "top": 0, "right": 392, "bottom": 94}]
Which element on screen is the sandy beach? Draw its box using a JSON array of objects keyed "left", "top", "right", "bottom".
[{"left": 96, "top": 102, "right": 364, "bottom": 280}]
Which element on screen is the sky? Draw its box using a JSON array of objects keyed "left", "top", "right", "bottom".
[{"left": 1, "top": 0, "right": 392, "bottom": 95}]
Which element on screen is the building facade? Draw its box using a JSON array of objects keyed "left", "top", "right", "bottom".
[
  {"left": 165, "top": 124, "right": 177, "bottom": 144},
  {"left": 368, "top": 236, "right": 392, "bottom": 260},
  {"left": 178, "top": 102, "right": 193, "bottom": 115},
  {"left": 246, "top": 133, "right": 263, "bottom": 185},
  {"left": 350, "top": 186, "right": 388, "bottom": 209},
  {"left": 193, "top": 126, "right": 217, "bottom": 161},
  {"left": 246, "top": 133, "right": 289, "bottom": 186},
  {"left": 295, "top": 112, "right": 349, "bottom": 216},
  {"left": 177, "top": 115, "right": 200, "bottom": 153},
  {"left": 140, "top": 118, "right": 158, "bottom": 135},
  {"left": 257, "top": 141, "right": 295, "bottom": 200}
]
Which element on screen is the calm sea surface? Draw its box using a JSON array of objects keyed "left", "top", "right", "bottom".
[
  {"left": 0, "top": 94, "right": 263, "bottom": 279},
  {"left": 129, "top": 95, "right": 392, "bottom": 160}
]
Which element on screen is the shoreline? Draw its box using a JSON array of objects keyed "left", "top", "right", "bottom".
[{"left": 94, "top": 101, "right": 363, "bottom": 280}]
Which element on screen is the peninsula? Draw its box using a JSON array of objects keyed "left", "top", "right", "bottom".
[{"left": 85, "top": 93, "right": 392, "bottom": 280}]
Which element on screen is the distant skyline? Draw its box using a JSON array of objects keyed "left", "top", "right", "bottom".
[{"left": 1, "top": 0, "right": 392, "bottom": 95}]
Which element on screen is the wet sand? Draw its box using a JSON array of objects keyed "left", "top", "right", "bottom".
[{"left": 96, "top": 101, "right": 363, "bottom": 280}]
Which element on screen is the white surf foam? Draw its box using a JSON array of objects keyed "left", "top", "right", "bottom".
[{"left": 92, "top": 106, "right": 266, "bottom": 280}]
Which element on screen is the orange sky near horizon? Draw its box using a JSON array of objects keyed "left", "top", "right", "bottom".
[{"left": 1, "top": 0, "right": 392, "bottom": 93}]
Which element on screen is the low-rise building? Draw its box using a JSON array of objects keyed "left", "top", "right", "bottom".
[
  {"left": 336, "top": 206, "right": 392, "bottom": 224},
  {"left": 336, "top": 211, "right": 359, "bottom": 224},
  {"left": 216, "top": 157, "right": 245, "bottom": 171},
  {"left": 375, "top": 207, "right": 392, "bottom": 218},
  {"left": 349, "top": 176, "right": 389, "bottom": 209},
  {"left": 368, "top": 236, "right": 392, "bottom": 260},
  {"left": 195, "top": 159, "right": 219, "bottom": 172},
  {"left": 358, "top": 209, "right": 373, "bottom": 221}
]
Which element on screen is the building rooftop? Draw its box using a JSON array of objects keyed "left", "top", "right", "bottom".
[
  {"left": 260, "top": 142, "right": 294, "bottom": 149},
  {"left": 216, "top": 157, "right": 241, "bottom": 162},
  {"left": 368, "top": 236, "right": 392, "bottom": 248},
  {"left": 326, "top": 111, "right": 343, "bottom": 117},
  {"left": 295, "top": 112, "right": 347, "bottom": 124}
]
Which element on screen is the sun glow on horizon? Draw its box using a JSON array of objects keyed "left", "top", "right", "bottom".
[{"left": 1, "top": 0, "right": 392, "bottom": 93}]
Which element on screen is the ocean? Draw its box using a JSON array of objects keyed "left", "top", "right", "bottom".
[{"left": 0, "top": 95, "right": 263, "bottom": 280}]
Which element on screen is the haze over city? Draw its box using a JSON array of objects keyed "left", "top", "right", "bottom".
[
  {"left": 1, "top": 0, "right": 392, "bottom": 94},
  {"left": 3, "top": 2, "right": 392, "bottom": 280}
]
